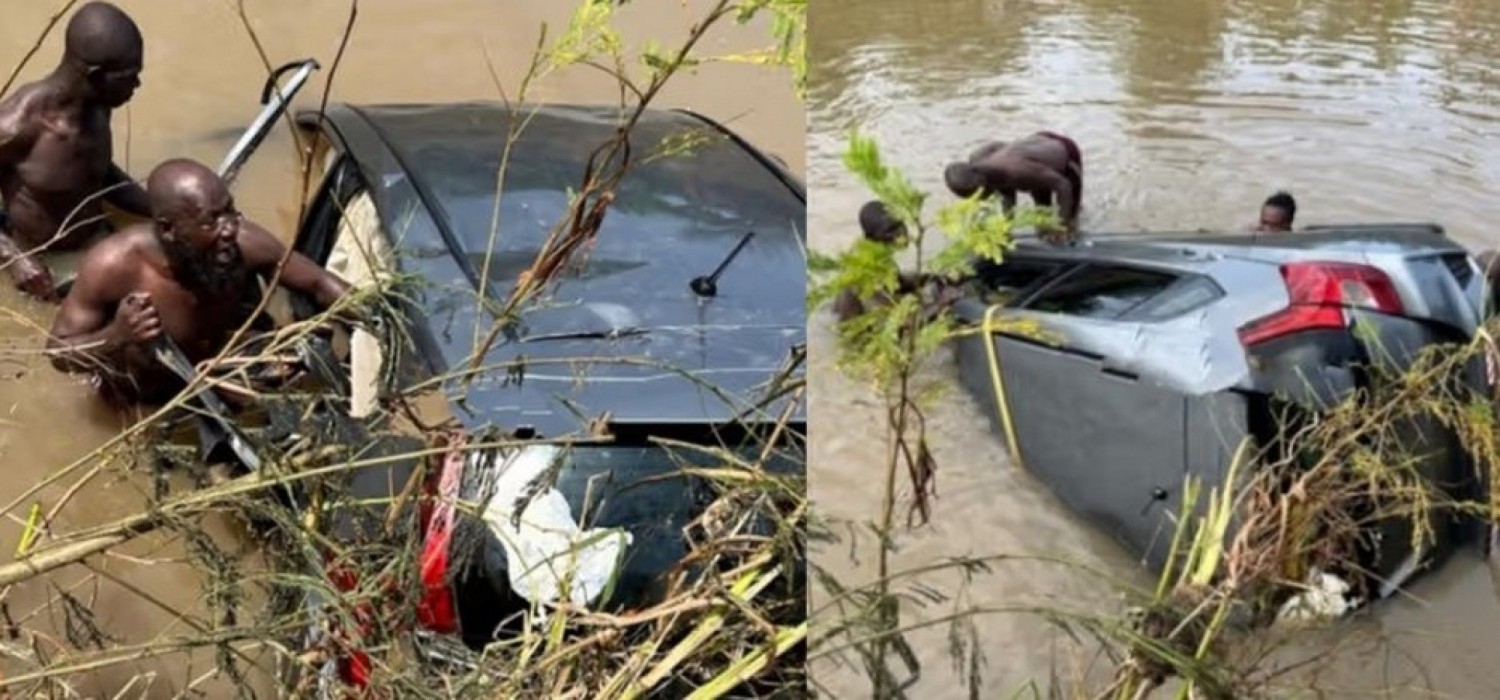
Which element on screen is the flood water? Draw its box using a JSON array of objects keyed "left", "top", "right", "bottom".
[
  {"left": 808, "top": 0, "right": 1500, "bottom": 698},
  {"left": 0, "top": 1, "right": 801, "bottom": 696}
]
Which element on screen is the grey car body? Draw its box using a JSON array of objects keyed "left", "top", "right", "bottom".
[
  {"left": 287, "top": 101, "right": 807, "bottom": 645},
  {"left": 951, "top": 225, "right": 1486, "bottom": 592}
]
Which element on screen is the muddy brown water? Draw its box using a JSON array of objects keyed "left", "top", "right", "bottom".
[
  {"left": 0, "top": 1, "right": 801, "bottom": 696},
  {"left": 809, "top": 0, "right": 1500, "bottom": 698}
]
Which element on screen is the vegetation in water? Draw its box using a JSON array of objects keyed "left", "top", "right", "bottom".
[{"left": 805, "top": 130, "right": 1053, "bottom": 697}]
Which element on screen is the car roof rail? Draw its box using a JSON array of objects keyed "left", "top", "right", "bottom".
[{"left": 1300, "top": 222, "right": 1446, "bottom": 236}]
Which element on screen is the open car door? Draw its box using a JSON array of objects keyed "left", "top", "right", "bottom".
[{"left": 217, "top": 59, "right": 321, "bottom": 183}]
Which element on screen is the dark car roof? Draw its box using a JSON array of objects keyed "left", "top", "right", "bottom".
[{"left": 298, "top": 102, "right": 806, "bottom": 436}]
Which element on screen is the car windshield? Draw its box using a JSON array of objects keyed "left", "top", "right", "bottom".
[{"left": 405, "top": 111, "right": 806, "bottom": 315}]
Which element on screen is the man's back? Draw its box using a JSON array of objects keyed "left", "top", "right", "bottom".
[{"left": 970, "top": 133, "right": 1071, "bottom": 175}]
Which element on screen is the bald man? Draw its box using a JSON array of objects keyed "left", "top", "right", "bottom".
[
  {"left": 0, "top": 2, "right": 152, "bottom": 301},
  {"left": 46, "top": 159, "right": 349, "bottom": 405}
]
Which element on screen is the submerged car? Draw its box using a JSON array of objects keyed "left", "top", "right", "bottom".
[
  {"left": 296, "top": 100, "right": 806, "bottom": 675},
  {"left": 193, "top": 91, "right": 806, "bottom": 687},
  {"left": 950, "top": 224, "right": 1488, "bottom": 601}
]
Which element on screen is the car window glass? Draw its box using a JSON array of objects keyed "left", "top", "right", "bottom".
[
  {"left": 1123, "top": 276, "right": 1223, "bottom": 322},
  {"left": 972, "top": 258, "right": 1070, "bottom": 306},
  {"left": 297, "top": 155, "right": 365, "bottom": 265},
  {"left": 1024, "top": 265, "right": 1177, "bottom": 319}
]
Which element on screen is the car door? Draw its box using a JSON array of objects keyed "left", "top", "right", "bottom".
[{"left": 959, "top": 261, "right": 1219, "bottom": 570}]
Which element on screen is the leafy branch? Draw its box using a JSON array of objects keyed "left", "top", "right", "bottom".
[{"left": 806, "top": 129, "right": 1052, "bottom": 697}]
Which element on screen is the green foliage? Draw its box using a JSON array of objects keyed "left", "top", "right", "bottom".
[
  {"left": 546, "top": 1, "right": 624, "bottom": 70},
  {"left": 734, "top": 0, "right": 808, "bottom": 99},
  {"left": 809, "top": 129, "right": 1044, "bottom": 694},
  {"left": 806, "top": 239, "right": 898, "bottom": 313},
  {"left": 931, "top": 194, "right": 1052, "bottom": 278},
  {"left": 842, "top": 130, "right": 926, "bottom": 228}
]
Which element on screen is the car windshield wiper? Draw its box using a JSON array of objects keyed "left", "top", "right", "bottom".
[
  {"left": 690, "top": 231, "right": 756, "bottom": 298},
  {"left": 519, "top": 327, "right": 650, "bottom": 343}
]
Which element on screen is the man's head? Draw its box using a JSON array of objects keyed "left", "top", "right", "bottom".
[
  {"left": 944, "top": 162, "right": 989, "bottom": 199},
  {"left": 148, "top": 159, "right": 243, "bottom": 291},
  {"left": 1257, "top": 191, "right": 1296, "bottom": 233},
  {"left": 859, "top": 200, "right": 907, "bottom": 245},
  {"left": 64, "top": 2, "right": 143, "bottom": 108}
]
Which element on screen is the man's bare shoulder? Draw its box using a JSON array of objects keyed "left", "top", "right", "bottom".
[
  {"left": 968, "top": 140, "right": 1007, "bottom": 162},
  {"left": 235, "top": 218, "right": 289, "bottom": 265},
  {"left": 0, "top": 81, "right": 56, "bottom": 130},
  {"left": 72, "top": 225, "right": 155, "bottom": 295}
]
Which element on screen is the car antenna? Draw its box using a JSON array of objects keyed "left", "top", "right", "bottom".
[{"left": 690, "top": 231, "right": 756, "bottom": 298}]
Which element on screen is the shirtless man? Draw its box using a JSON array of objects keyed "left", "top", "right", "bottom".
[
  {"left": 0, "top": 2, "right": 152, "bottom": 301},
  {"left": 943, "top": 131, "right": 1084, "bottom": 242},
  {"left": 46, "top": 159, "right": 350, "bottom": 405}
]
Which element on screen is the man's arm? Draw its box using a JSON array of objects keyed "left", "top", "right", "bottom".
[
  {"left": 0, "top": 96, "right": 36, "bottom": 265},
  {"left": 1022, "top": 166, "right": 1075, "bottom": 228},
  {"left": 239, "top": 221, "right": 351, "bottom": 310},
  {"left": 102, "top": 164, "right": 152, "bottom": 218},
  {"left": 46, "top": 246, "right": 139, "bottom": 373}
]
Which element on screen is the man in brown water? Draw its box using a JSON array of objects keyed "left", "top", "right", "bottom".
[
  {"left": 0, "top": 2, "right": 153, "bottom": 301},
  {"left": 943, "top": 131, "right": 1083, "bottom": 243},
  {"left": 46, "top": 158, "right": 350, "bottom": 405},
  {"left": 832, "top": 200, "right": 961, "bottom": 323},
  {"left": 1254, "top": 191, "right": 1297, "bottom": 233}
]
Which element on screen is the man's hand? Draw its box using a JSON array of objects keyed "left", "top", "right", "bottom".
[
  {"left": 9, "top": 256, "right": 55, "bottom": 300},
  {"left": 113, "top": 292, "right": 162, "bottom": 345},
  {"left": 1038, "top": 222, "right": 1076, "bottom": 246}
]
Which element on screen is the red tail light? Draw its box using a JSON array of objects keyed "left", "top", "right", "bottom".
[
  {"left": 416, "top": 440, "right": 465, "bottom": 635},
  {"left": 1238, "top": 262, "right": 1405, "bottom": 346},
  {"left": 333, "top": 437, "right": 466, "bottom": 689}
]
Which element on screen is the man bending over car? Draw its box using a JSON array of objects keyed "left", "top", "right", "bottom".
[{"left": 46, "top": 158, "right": 350, "bottom": 405}]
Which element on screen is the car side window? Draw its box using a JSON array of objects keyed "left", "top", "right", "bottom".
[
  {"left": 1121, "top": 276, "right": 1223, "bottom": 322},
  {"left": 972, "top": 257, "right": 1072, "bottom": 306},
  {"left": 1022, "top": 265, "right": 1178, "bottom": 320},
  {"left": 294, "top": 149, "right": 368, "bottom": 265}
]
